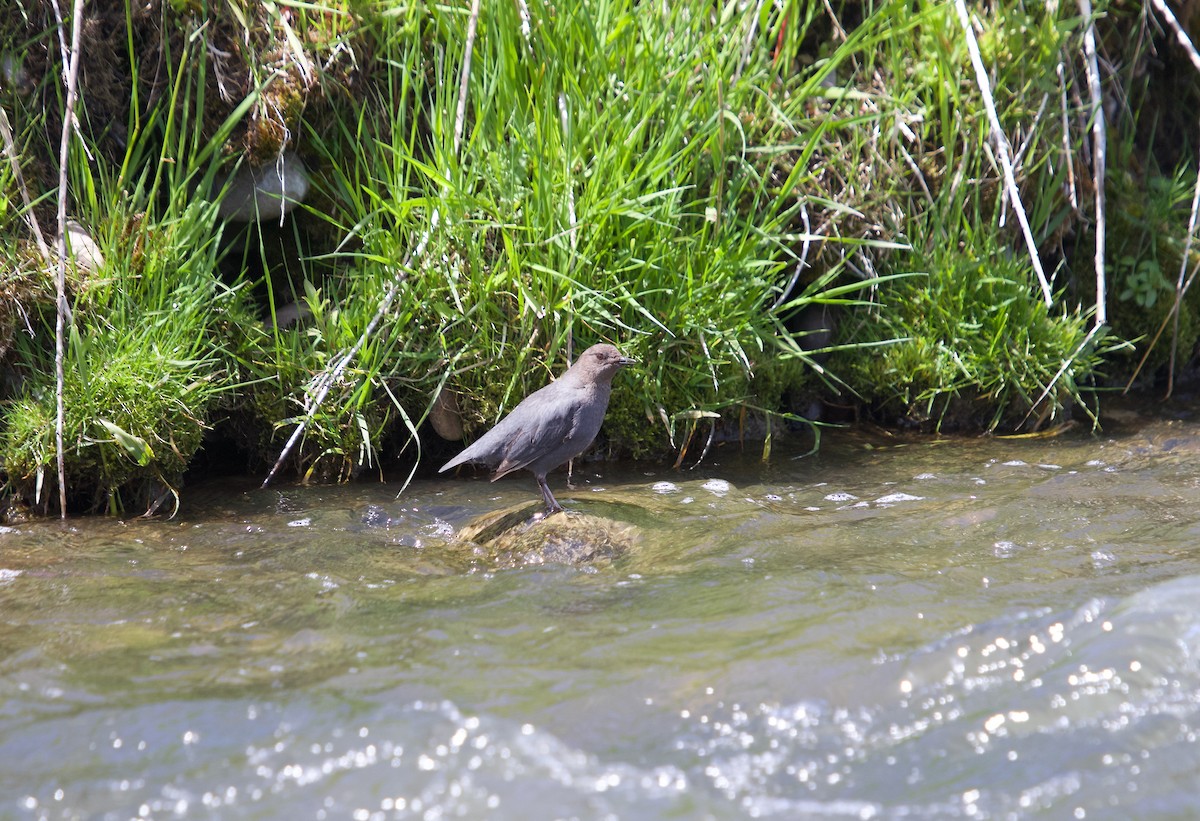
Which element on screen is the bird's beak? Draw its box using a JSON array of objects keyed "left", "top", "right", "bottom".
[{"left": 618, "top": 355, "right": 638, "bottom": 367}]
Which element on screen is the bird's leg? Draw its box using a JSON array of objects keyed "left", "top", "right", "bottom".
[{"left": 536, "top": 475, "right": 564, "bottom": 515}]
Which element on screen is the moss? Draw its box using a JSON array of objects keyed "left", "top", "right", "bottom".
[
  {"left": 835, "top": 241, "right": 1101, "bottom": 433},
  {"left": 1, "top": 344, "right": 212, "bottom": 511}
]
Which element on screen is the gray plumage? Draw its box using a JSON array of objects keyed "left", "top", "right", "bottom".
[{"left": 439, "top": 343, "right": 636, "bottom": 514}]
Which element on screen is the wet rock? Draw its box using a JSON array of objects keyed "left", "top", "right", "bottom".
[
  {"left": 360, "top": 504, "right": 388, "bottom": 527},
  {"left": 218, "top": 153, "right": 310, "bottom": 222},
  {"left": 1, "top": 497, "right": 32, "bottom": 525},
  {"left": 455, "top": 502, "right": 638, "bottom": 568},
  {"left": 429, "top": 387, "right": 464, "bottom": 441}
]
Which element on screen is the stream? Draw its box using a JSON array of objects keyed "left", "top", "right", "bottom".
[{"left": 4, "top": 408, "right": 1200, "bottom": 819}]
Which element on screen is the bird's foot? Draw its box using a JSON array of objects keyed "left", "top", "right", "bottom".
[{"left": 536, "top": 476, "right": 566, "bottom": 516}]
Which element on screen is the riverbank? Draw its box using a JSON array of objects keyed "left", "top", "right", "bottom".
[{"left": 0, "top": 0, "right": 1196, "bottom": 514}]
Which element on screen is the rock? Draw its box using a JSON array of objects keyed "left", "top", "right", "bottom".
[
  {"left": 455, "top": 502, "right": 638, "bottom": 568},
  {"left": 1, "top": 53, "right": 32, "bottom": 96},
  {"left": 218, "top": 153, "right": 310, "bottom": 222},
  {"left": 429, "top": 387, "right": 464, "bottom": 441},
  {"left": 59, "top": 219, "right": 104, "bottom": 274},
  {"left": 269, "top": 300, "right": 312, "bottom": 330}
]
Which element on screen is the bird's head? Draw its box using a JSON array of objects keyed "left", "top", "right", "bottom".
[{"left": 574, "top": 343, "right": 637, "bottom": 382}]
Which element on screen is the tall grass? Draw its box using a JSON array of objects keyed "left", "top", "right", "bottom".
[
  {"left": 279, "top": 0, "right": 908, "bottom": 469},
  {"left": 0, "top": 9, "right": 255, "bottom": 512},
  {"left": 0, "top": 0, "right": 1184, "bottom": 512},
  {"left": 821, "top": 0, "right": 1124, "bottom": 430}
]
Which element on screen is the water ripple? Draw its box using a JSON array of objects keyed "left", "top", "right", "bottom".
[{"left": 670, "top": 575, "right": 1200, "bottom": 818}]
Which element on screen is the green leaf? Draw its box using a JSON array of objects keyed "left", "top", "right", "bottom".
[{"left": 97, "top": 420, "right": 155, "bottom": 467}]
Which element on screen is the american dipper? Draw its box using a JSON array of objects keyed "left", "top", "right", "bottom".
[{"left": 439, "top": 344, "right": 636, "bottom": 514}]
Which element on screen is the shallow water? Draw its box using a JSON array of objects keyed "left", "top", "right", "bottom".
[{"left": 5, "top": 414, "right": 1200, "bottom": 819}]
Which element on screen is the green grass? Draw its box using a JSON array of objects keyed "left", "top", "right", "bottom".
[
  {"left": 280, "top": 0, "right": 907, "bottom": 466},
  {"left": 813, "top": 0, "right": 1122, "bottom": 429},
  {"left": 0, "top": 6, "right": 255, "bottom": 512},
  {"left": 834, "top": 230, "right": 1105, "bottom": 431},
  {"left": 0, "top": 0, "right": 1191, "bottom": 512}
]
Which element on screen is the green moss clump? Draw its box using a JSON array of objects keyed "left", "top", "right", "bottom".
[
  {"left": 2, "top": 342, "right": 213, "bottom": 511},
  {"left": 834, "top": 240, "right": 1102, "bottom": 432}
]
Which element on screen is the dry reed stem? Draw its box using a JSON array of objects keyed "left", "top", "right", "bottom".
[
  {"left": 693, "top": 333, "right": 718, "bottom": 469},
  {"left": 733, "top": 0, "right": 766, "bottom": 86},
  {"left": 1148, "top": 0, "right": 1200, "bottom": 72},
  {"left": 952, "top": 0, "right": 1054, "bottom": 308},
  {"left": 261, "top": 217, "right": 435, "bottom": 488},
  {"left": 1056, "top": 63, "right": 1079, "bottom": 213},
  {"left": 1078, "top": 0, "right": 1107, "bottom": 328},
  {"left": 558, "top": 93, "right": 577, "bottom": 255},
  {"left": 0, "top": 108, "right": 52, "bottom": 262},
  {"left": 52, "top": 0, "right": 85, "bottom": 518},
  {"left": 454, "top": 0, "right": 482, "bottom": 157}
]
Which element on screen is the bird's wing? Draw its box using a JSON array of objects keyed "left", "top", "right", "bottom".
[
  {"left": 488, "top": 387, "right": 580, "bottom": 479},
  {"left": 438, "top": 410, "right": 516, "bottom": 472}
]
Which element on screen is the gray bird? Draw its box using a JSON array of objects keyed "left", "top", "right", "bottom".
[{"left": 439, "top": 343, "right": 636, "bottom": 514}]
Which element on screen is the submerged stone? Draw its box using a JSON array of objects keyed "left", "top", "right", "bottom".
[
  {"left": 455, "top": 502, "right": 638, "bottom": 568},
  {"left": 218, "top": 154, "right": 310, "bottom": 222}
]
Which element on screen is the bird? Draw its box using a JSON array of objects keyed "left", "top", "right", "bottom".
[{"left": 439, "top": 343, "right": 636, "bottom": 514}]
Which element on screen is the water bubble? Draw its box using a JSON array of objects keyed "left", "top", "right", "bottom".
[
  {"left": 825, "top": 491, "right": 858, "bottom": 502},
  {"left": 425, "top": 519, "right": 453, "bottom": 538},
  {"left": 993, "top": 540, "right": 1018, "bottom": 558},
  {"left": 875, "top": 492, "right": 924, "bottom": 505},
  {"left": 702, "top": 479, "right": 731, "bottom": 495}
]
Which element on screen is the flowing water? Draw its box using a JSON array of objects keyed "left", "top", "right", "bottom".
[{"left": 5, "top": 409, "right": 1200, "bottom": 819}]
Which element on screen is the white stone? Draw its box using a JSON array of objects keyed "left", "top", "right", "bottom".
[
  {"left": 218, "top": 154, "right": 310, "bottom": 222},
  {"left": 59, "top": 219, "right": 104, "bottom": 273}
]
